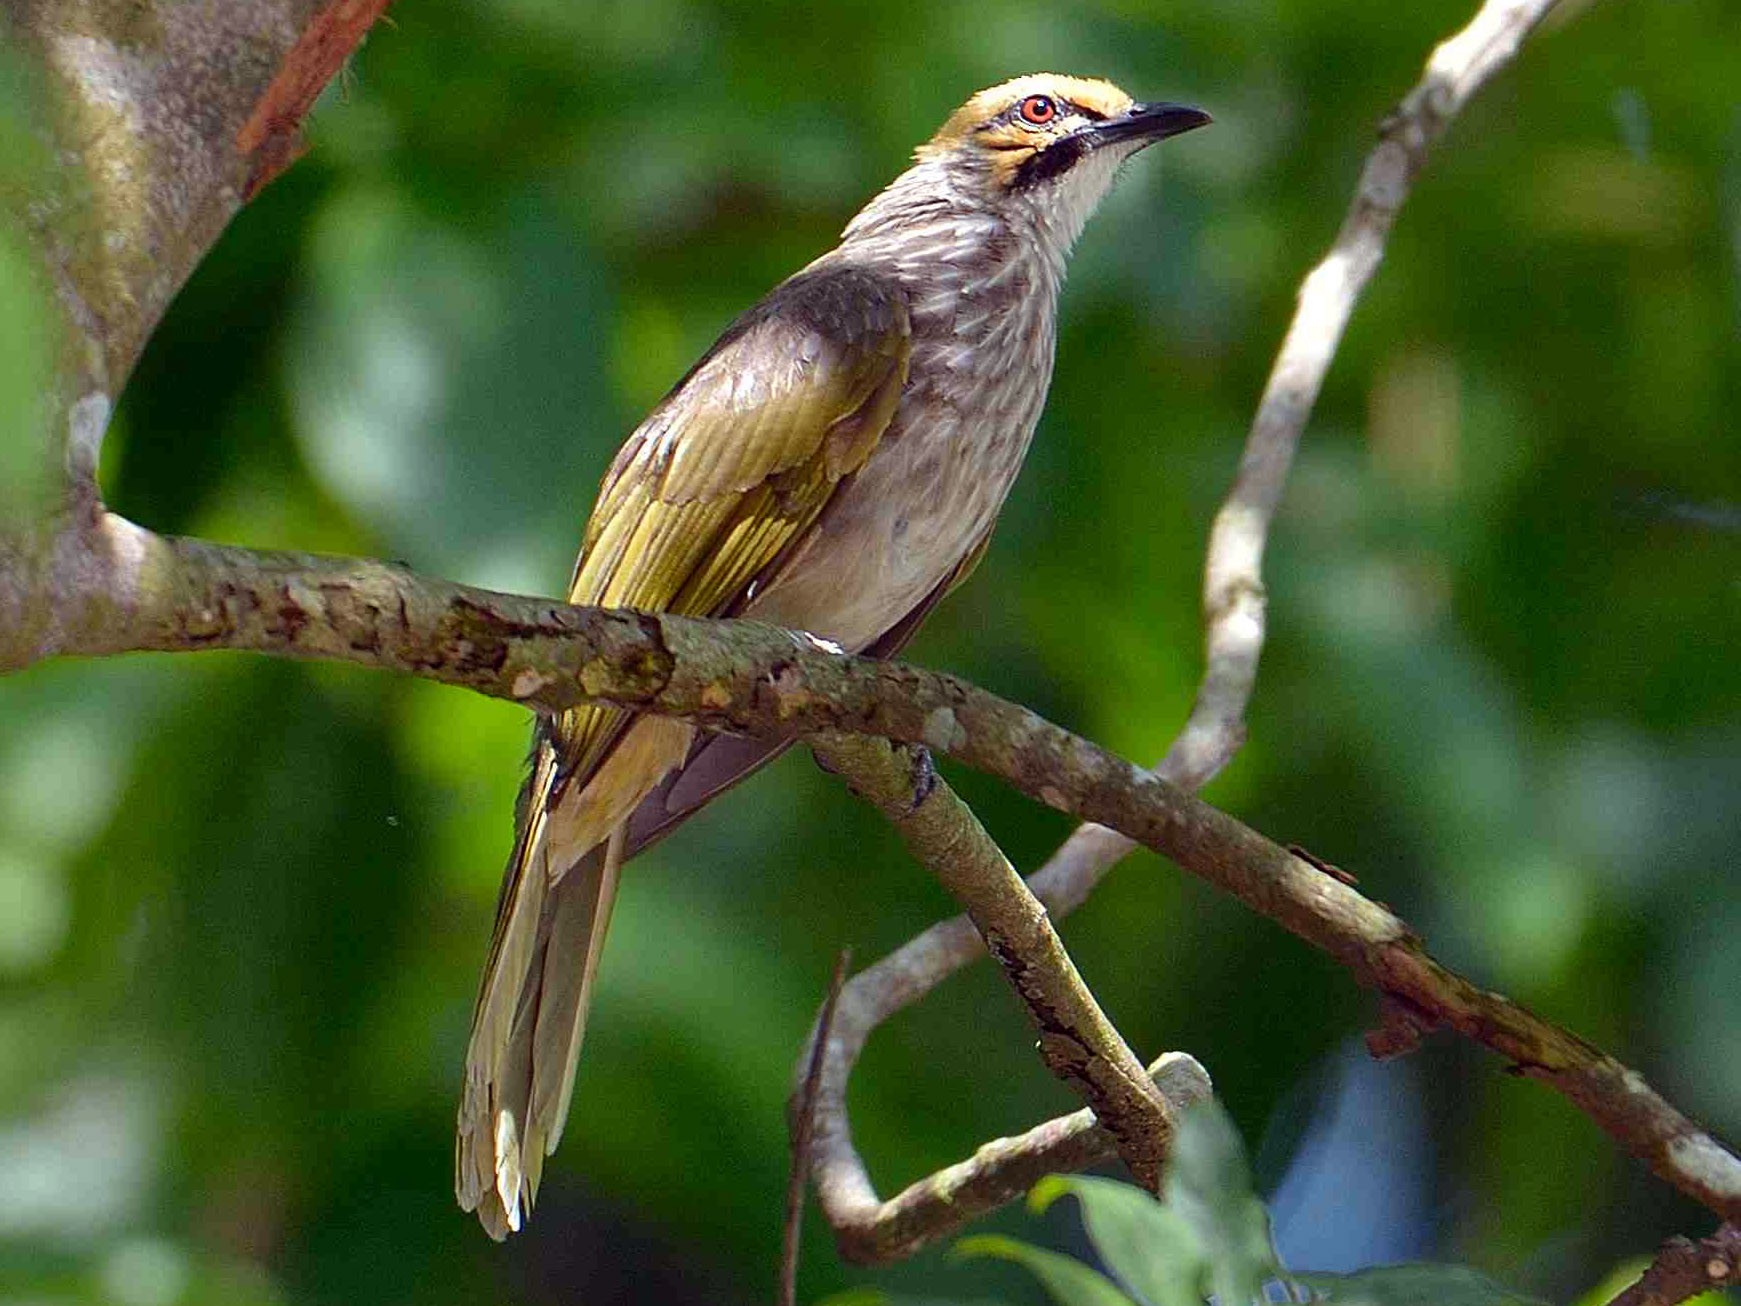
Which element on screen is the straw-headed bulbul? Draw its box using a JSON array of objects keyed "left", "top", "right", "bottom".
[{"left": 456, "top": 73, "right": 1210, "bottom": 1237}]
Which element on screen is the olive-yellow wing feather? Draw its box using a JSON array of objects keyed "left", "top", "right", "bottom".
[{"left": 556, "top": 263, "right": 910, "bottom": 783}]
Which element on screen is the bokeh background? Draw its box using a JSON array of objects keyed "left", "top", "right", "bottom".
[{"left": 3, "top": 0, "right": 1739, "bottom": 1302}]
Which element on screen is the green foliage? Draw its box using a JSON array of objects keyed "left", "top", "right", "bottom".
[
  {"left": 958, "top": 1236, "right": 1137, "bottom": 1306},
  {"left": 818, "top": 1292, "right": 1006, "bottom": 1306},
  {"left": 1157, "top": 1100, "right": 1280, "bottom": 1305},
  {"left": 1030, "top": 1177, "right": 1203, "bottom": 1306}
]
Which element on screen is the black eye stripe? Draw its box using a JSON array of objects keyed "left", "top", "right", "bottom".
[{"left": 1010, "top": 132, "right": 1088, "bottom": 189}]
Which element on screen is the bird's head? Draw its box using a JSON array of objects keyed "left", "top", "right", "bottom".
[
  {"left": 918, "top": 74, "right": 1210, "bottom": 194},
  {"left": 842, "top": 74, "right": 1209, "bottom": 270}
]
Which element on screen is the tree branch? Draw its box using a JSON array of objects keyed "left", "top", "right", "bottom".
[
  {"left": 781, "top": 948, "right": 852, "bottom": 1306},
  {"left": 1603, "top": 1225, "right": 1739, "bottom": 1306},
  {"left": 808, "top": 1050, "right": 1212, "bottom": 1266},
  {"left": 8, "top": 516, "right": 1737, "bottom": 1234},
  {"left": 798, "top": 743, "right": 1209, "bottom": 1264},
  {"left": 6, "top": 0, "right": 389, "bottom": 443}
]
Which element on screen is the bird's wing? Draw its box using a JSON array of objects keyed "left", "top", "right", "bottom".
[
  {"left": 555, "top": 263, "right": 912, "bottom": 788},
  {"left": 458, "top": 265, "right": 911, "bottom": 1236}
]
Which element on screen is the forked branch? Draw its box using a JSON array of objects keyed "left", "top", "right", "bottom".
[{"left": 809, "top": 733, "right": 1183, "bottom": 1195}]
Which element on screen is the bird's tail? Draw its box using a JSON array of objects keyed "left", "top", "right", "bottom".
[{"left": 455, "top": 749, "right": 626, "bottom": 1240}]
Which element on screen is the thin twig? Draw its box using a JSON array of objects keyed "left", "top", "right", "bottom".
[
  {"left": 1603, "top": 1224, "right": 1740, "bottom": 1306},
  {"left": 817, "top": 1051, "right": 1212, "bottom": 1266},
  {"left": 781, "top": 948, "right": 852, "bottom": 1306},
  {"left": 236, "top": 0, "right": 398, "bottom": 199}
]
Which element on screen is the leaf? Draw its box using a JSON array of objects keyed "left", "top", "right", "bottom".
[
  {"left": 956, "top": 1235, "right": 1139, "bottom": 1306},
  {"left": 1297, "top": 1265, "right": 1550, "bottom": 1305},
  {"left": 1567, "top": 1260, "right": 1651, "bottom": 1306},
  {"left": 1164, "top": 1101, "right": 1283, "bottom": 1306},
  {"left": 1030, "top": 1174, "right": 1206, "bottom": 1306}
]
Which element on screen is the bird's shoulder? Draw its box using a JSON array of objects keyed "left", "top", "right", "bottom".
[
  {"left": 594, "top": 261, "right": 913, "bottom": 510},
  {"left": 703, "top": 259, "right": 912, "bottom": 366},
  {"left": 554, "top": 262, "right": 913, "bottom": 781}
]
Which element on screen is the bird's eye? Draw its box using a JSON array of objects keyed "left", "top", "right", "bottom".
[{"left": 1018, "top": 95, "right": 1057, "bottom": 126}]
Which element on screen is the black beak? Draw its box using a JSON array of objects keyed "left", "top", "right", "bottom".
[{"left": 1091, "top": 101, "right": 1213, "bottom": 149}]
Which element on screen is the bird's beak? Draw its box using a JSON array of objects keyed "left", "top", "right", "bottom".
[{"left": 1089, "top": 101, "right": 1213, "bottom": 150}]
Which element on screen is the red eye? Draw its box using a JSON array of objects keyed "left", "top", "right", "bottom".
[{"left": 1018, "top": 95, "right": 1057, "bottom": 126}]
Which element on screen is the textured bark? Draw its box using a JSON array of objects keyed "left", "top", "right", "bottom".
[
  {"left": 9, "top": 0, "right": 346, "bottom": 400},
  {"left": 814, "top": 1051, "right": 1213, "bottom": 1266}
]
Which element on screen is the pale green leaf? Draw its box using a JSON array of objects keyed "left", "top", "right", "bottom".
[
  {"left": 1031, "top": 1174, "right": 1206, "bottom": 1306},
  {"left": 813, "top": 1293, "right": 1006, "bottom": 1306},
  {"left": 956, "top": 1234, "right": 1139, "bottom": 1306},
  {"left": 1164, "top": 1101, "right": 1282, "bottom": 1306},
  {"left": 1568, "top": 1260, "right": 1651, "bottom": 1306}
]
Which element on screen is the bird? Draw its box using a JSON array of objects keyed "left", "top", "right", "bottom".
[{"left": 455, "top": 72, "right": 1210, "bottom": 1238}]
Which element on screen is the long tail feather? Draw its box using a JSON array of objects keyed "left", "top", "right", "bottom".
[
  {"left": 456, "top": 716, "right": 694, "bottom": 1237},
  {"left": 455, "top": 786, "right": 551, "bottom": 1234},
  {"left": 456, "top": 824, "right": 622, "bottom": 1237},
  {"left": 527, "top": 823, "right": 624, "bottom": 1164},
  {"left": 453, "top": 713, "right": 609, "bottom": 1229}
]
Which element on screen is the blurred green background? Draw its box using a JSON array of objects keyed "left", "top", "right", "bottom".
[{"left": 3, "top": 0, "right": 1740, "bottom": 1302}]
